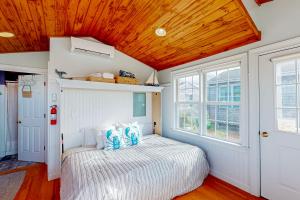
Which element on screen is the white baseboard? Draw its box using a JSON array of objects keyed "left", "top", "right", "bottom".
[
  {"left": 5, "top": 151, "right": 17, "bottom": 156},
  {"left": 210, "top": 170, "right": 250, "bottom": 193}
]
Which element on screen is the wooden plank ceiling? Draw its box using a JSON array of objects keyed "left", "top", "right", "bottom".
[{"left": 0, "top": 0, "right": 260, "bottom": 70}]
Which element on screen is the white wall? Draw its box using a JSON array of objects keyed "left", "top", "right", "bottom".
[
  {"left": 49, "top": 37, "right": 154, "bottom": 82},
  {"left": 0, "top": 52, "right": 48, "bottom": 70},
  {"left": 5, "top": 82, "right": 18, "bottom": 156},
  {"left": 159, "top": 0, "right": 300, "bottom": 195},
  {"left": 47, "top": 37, "right": 154, "bottom": 180},
  {"left": 61, "top": 89, "right": 152, "bottom": 150}
]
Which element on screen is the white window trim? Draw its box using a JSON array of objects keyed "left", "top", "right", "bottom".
[
  {"left": 171, "top": 53, "right": 248, "bottom": 147},
  {"left": 272, "top": 55, "right": 300, "bottom": 134}
]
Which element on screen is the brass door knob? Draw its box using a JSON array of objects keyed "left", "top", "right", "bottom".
[{"left": 260, "top": 131, "right": 269, "bottom": 137}]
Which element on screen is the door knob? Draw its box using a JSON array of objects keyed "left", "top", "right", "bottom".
[{"left": 260, "top": 131, "right": 269, "bottom": 137}]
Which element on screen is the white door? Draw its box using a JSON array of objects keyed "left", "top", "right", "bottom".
[
  {"left": 259, "top": 47, "right": 300, "bottom": 200},
  {"left": 18, "top": 75, "right": 45, "bottom": 162}
]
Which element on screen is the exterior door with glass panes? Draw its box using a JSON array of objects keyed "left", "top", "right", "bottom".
[{"left": 259, "top": 48, "right": 300, "bottom": 200}]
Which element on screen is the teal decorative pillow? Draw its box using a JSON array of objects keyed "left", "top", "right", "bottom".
[
  {"left": 104, "top": 127, "right": 124, "bottom": 150},
  {"left": 122, "top": 122, "right": 142, "bottom": 146}
]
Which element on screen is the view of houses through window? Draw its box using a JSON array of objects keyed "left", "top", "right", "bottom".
[
  {"left": 176, "top": 75, "right": 200, "bottom": 133},
  {"left": 174, "top": 62, "right": 242, "bottom": 144},
  {"left": 205, "top": 67, "right": 240, "bottom": 143}
]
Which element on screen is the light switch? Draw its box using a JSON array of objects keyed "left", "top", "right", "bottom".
[{"left": 52, "top": 93, "right": 57, "bottom": 102}]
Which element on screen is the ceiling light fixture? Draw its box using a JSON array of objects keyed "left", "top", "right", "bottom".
[
  {"left": 0, "top": 32, "right": 15, "bottom": 38},
  {"left": 155, "top": 28, "right": 167, "bottom": 37}
]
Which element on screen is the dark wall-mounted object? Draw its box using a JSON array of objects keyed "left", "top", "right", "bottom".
[
  {"left": 0, "top": 70, "right": 32, "bottom": 85},
  {"left": 0, "top": 71, "right": 5, "bottom": 85}
]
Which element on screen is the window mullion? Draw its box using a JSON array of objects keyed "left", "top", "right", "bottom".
[
  {"left": 296, "top": 60, "right": 299, "bottom": 133},
  {"left": 199, "top": 72, "right": 202, "bottom": 135},
  {"left": 226, "top": 69, "right": 229, "bottom": 141},
  {"left": 215, "top": 71, "right": 218, "bottom": 137}
]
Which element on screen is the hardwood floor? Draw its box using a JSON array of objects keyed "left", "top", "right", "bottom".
[
  {"left": 1, "top": 163, "right": 263, "bottom": 200},
  {"left": 175, "top": 176, "right": 264, "bottom": 200},
  {"left": 0, "top": 163, "right": 60, "bottom": 200}
]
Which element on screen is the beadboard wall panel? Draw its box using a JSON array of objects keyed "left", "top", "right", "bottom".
[{"left": 61, "top": 88, "right": 152, "bottom": 150}]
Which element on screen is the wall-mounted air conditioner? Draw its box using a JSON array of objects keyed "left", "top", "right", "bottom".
[{"left": 70, "top": 37, "right": 115, "bottom": 58}]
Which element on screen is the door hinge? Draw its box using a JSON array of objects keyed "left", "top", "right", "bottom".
[
  {"left": 44, "top": 114, "right": 46, "bottom": 118},
  {"left": 44, "top": 146, "right": 45, "bottom": 151},
  {"left": 44, "top": 81, "right": 46, "bottom": 86}
]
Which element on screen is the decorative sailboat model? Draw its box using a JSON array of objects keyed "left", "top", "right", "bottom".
[{"left": 145, "top": 70, "right": 160, "bottom": 87}]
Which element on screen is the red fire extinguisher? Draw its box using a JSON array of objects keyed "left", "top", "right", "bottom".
[{"left": 50, "top": 105, "right": 57, "bottom": 125}]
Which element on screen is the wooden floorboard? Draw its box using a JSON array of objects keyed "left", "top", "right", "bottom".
[
  {"left": 4, "top": 163, "right": 60, "bottom": 200},
  {"left": 175, "top": 175, "right": 264, "bottom": 200},
  {"left": 4, "top": 163, "right": 263, "bottom": 200}
]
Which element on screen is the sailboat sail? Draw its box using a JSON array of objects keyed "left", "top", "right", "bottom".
[
  {"left": 145, "top": 71, "right": 154, "bottom": 84},
  {"left": 145, "top": 71, "right": 159, "bottom": 86}
]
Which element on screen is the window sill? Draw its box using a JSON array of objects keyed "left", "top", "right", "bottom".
[
  {"left": 200, "top": 135, "right": 242, "bottom": 147},
  {"left": 172, "top": 128, "right": 249, "bottom": 151}
]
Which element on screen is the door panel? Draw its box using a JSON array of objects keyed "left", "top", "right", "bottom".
[
  {"left": 18, "top": 75, "right": 45, "bottom": 162},
  {"left": 259, "top": 48, "right": 300, "bottom": 200}
]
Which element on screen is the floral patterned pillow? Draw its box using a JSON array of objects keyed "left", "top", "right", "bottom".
[{"left": 103, "top": 127, "right": 124, "bottom": 150}]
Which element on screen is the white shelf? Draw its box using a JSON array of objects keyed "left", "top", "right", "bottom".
[{"left": 57, "top": 79, "right": 164, "bottom": 92}]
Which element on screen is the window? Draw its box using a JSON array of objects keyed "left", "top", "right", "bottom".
[
  {"left": 174, "top": 74, "right": 200, "bottom": 133},
  {"left": 133, "top": 93, "right": 146, "bottom": 117},
  {"left": 275, "top": 58, "right": 300, "bottom": 133},
  {"left": 204, "top": 66, "right": 241, "bottom": 143},
  {"left": 173, "top": 54, "right": 247, "bottom": 145}
]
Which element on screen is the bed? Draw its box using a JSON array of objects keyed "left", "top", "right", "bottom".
[{"left": 61, "top": 135, "right": 209, "bottom": 200}]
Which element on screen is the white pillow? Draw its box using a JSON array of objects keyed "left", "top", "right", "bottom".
[
  {"left": 82, "top": 128, "right": 97, "bottom": 148},
  {"left": 96, "top": 132, "right": 105, "bottom": 149}
]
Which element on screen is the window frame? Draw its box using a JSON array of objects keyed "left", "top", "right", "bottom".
[
  {"left": 173, "top": 70, "right": 201, "bottom": 133},
  {"left": 272, "top": 54, "right": 300, "bottom": 134},
  {"left": 171, "top": 53, "right": 248, "bottom": 146}
]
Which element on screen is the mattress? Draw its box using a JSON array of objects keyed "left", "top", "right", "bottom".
[{"left": 61, "top": 135, "right": 209, "bottom": 200}]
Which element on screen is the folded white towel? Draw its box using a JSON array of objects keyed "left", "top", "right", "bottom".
[
  {"left": 102, "top": 73, "right": 114, "bottom": 79},
  {"left": 89, "top": 73, "right": 102, "bottom": 78}
]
